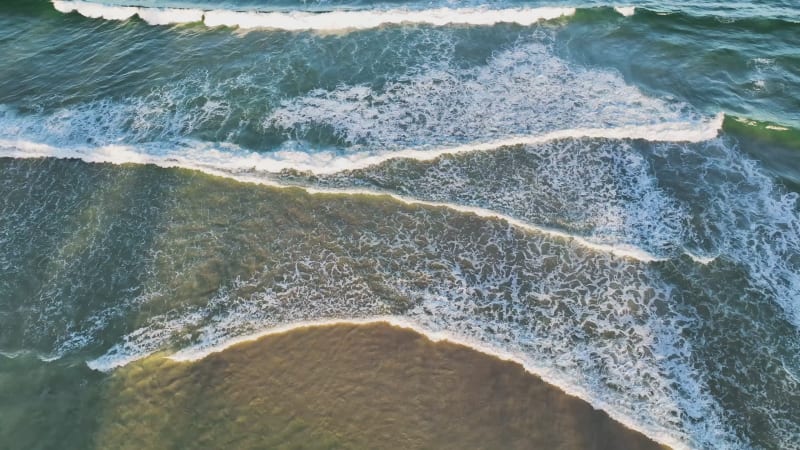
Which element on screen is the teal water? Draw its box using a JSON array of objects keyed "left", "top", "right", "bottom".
[{"left": 1, "top": 1, "right": 799, "bottom": 448}]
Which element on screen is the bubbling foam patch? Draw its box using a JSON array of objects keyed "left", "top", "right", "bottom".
[
  {"left": 265, "top": 41, "right": 703, "bottom": 151},
  {"left": 52, "top": 1, "right": 575, "bottom": 30},
  {"left": 0, "top": 40, "right": 718, "bottom": 161},
  {"left": 305, "top": 139, "right": 692, "bottom": 260},
  {"left": 650, "top": 139, "right": 800, "bottom": 328}
]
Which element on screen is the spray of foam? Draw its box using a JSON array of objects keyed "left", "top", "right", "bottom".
[{"left": 52, "top": 1, "right": 575, "bottom": 30}]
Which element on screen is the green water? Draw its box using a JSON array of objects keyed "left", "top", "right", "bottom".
[{"left": 1, "top": 1, "right": 799, "bottom": 448}]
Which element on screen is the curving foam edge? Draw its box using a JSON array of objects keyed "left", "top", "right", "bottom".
[
  {"left": 52, "top": 1, "right": 576, "bottom": 30},
  {"left": 85, "top": 316, "right": 689, "bottom": 450}
]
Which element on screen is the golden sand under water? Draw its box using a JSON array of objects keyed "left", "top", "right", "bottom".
[{"left": 97, "top": 322, "right": 666, "bottom": 449}]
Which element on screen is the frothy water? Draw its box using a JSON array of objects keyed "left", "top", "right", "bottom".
[
  {"left": 0, "top": 39, "right": 718, "bottom": 172},
  {"left": 66, "top": 176, "right": 728, "bottom": 449},
  {"left": 53, "top": 1, "right": 576, "bottom": 30},
  {"left": 4, "top": 129, "right": 800, "bottom": 447},
  {"left": 305, "top": 139, "right": 693, "bottom": 260},
  {"left": 2, "top": 3, "right": 800, "bottom": 449},
  {"left": 266, "top": 40, "right": 700, "bottom": 150}
]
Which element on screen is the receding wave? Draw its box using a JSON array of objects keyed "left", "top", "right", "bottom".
[{"left": 52, "top": 1, "right": 577, "bottom": 30}]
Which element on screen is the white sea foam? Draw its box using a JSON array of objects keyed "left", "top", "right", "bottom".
[
  {"left": 53, "top": 0, "right": 203, "bottom": 24},
  {"left": 203, "top": 7, "right": 576, "bottom": 30},
  {"left": 260, "top": 116, "right": 722, "bottom": 174},
  {"left": 264, "top": 41, "right": 711, "bottom": 151},
  {"left": 0, "top": 40, "right": 723, "bottom": 173},
  {"left": 0, "top": 116, "right": 719, "bottom": 175},
  {"left": 319, "top": 138, "right": 712, "bottom": 262},
  {"left": 653, "top": 139, "right": 800, "bottom": 328},
  {"left": 0, "top": 40, "right": 717, "bottom": 160},
  {"left": 135, "top": 7, "right": 204, "bottom": 25},
  {"left": 52, "top": 1, "right": 575, "bottom": 30},
  {"left": 0, "top": 36, "right": 724, "bottom": 264},
  {"left": 614, "top": 6, "right": 636, "bottom": 16}
]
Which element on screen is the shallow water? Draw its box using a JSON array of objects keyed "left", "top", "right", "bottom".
[{"left": 1, "top": 1, "right": 799, "bottom": 448}]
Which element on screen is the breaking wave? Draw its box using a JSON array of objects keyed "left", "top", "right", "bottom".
[{"left": 52, "top": 1, "right": 577, "bottom": 30}]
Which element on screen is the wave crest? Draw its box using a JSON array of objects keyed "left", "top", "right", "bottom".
[{"left": 53, "top": 1, "right": 575, "bottom": 30}]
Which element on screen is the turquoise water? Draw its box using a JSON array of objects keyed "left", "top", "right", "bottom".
[{"left": 1, "top": 1, "right": 799, "bottom": 448}]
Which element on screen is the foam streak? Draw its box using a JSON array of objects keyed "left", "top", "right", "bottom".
[
  {"left": 3, "top": 115, "right": 721, "bottom": 174},
  {"left": 52, "top": 1, "right": 575, "bottom": 30}
]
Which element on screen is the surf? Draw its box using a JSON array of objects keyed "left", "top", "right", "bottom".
[{"left": 52, "top": 1, "right": 577, "bottom": 30}]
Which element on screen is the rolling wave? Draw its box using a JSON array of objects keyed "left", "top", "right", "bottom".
[
  {"left": 47, "top": 0, "right": 800, "bottom": 31},
  {"left": 52, "top": 1, "right": 577, "bottom": 29}
]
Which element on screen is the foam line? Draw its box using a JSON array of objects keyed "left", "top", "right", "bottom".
[
  {"left": 2, "top": 115, "right": 721, "bottom": 174},
  {"left": 305, "top": 114, "right": 724, "bottom": 174},
  {"left": 1, "top": 136, "right": 671, "bottom": 262},
  {"left": 203, "top": 7, "right": 576, "bottom": 30},
  {"left": 89, "top": 317, "right": 685, "bottom": 450},
  {"left": 52, "top": 1, "right": 576, "bottom": 30},
  {"left": 53, "top": 0, "right": 204, "bottom": 24}
]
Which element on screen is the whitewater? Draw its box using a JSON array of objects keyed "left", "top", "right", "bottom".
[{"left": 2, "top": 1, "right": 800, "bottom": 449}]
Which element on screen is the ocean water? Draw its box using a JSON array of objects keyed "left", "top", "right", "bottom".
[{"left": 0, "top": 0, "right": 799, "bottom": 448}]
